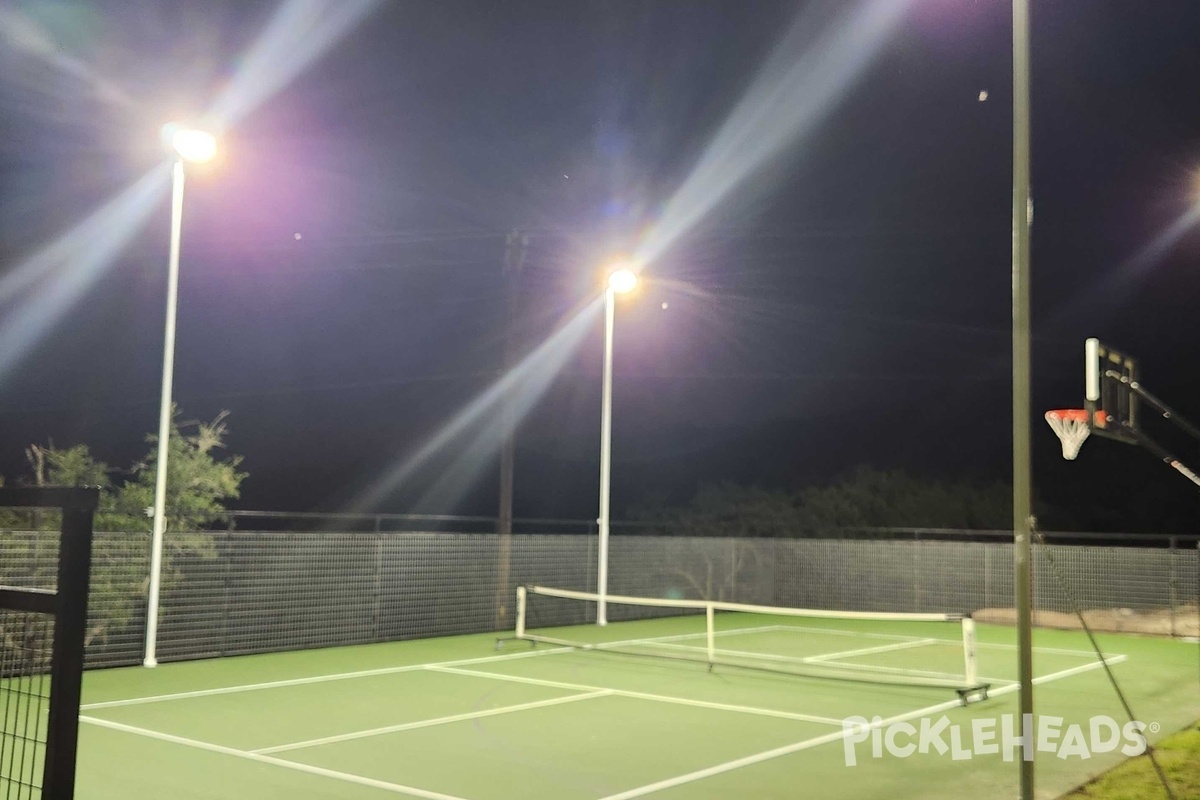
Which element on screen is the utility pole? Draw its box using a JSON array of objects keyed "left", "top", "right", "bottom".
[{"left": 495, "top": 229, "right": 527, "bottom": 630}]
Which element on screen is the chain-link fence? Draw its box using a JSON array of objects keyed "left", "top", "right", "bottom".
[{"left": 0, "top": 522, "right": 1196, "bottom": 668}]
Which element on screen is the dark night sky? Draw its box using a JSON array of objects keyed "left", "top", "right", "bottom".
[{"left": 2, "top": 1, "right": 1200, "bottom": 530}]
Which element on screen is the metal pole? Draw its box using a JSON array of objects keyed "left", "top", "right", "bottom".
[
  {"left": 43, "top": 488, "right": 98, "bottom": 800},
  {"left": 597, "top": 286, "right": 616, "bottom": 626},
  {"left": 1011, "top": 0, "right": 1035, "bottom": 796},
  {"left": 144, "top": 158, "right": 186, "bottom": 668},
  {"left": 496, "top": 230, "right": 526, "bottom": 630}
]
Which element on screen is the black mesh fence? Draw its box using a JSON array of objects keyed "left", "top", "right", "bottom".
[{"left": 1, "top": 521, "right": 1196, "bottom": 669}]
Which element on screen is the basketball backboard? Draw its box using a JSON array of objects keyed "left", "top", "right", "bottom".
[{"left": 1084, "top": 338, "right": 1139, "bottom": 444}]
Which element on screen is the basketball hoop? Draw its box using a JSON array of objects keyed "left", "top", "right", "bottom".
[{"left": 1045, "top": 409, "right": 1091, "bottom": 460}]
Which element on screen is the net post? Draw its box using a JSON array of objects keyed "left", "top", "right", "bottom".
[
  {"left": 706, "top": 603, "right": 716, "bottom": 665},
  {"left": 515, "top": 585, "right": 527, "bottom": 640},
  {"left": 43, "top": 496, "right": 97, "bottom": 798},
  {"left": 961, "top": 615, "right": 978, "bottom": 689}
]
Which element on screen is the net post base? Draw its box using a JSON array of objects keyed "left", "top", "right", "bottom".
[
  {"left": 493, "top": 635, "right": 537, "bottom": 652},
  {"left": 956, "top": 684, "right": 990, "bottom": 706}
]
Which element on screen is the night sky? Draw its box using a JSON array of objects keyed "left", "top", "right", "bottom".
[{"left": 2, "top": 1, "right": 1200, "bottom": 530}]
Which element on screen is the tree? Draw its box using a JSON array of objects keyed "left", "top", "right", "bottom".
[
  {"left": 630, "top": 483, "right": 798, "bottom": 601},
  {"left": 0, "top": 408, "right": 246, "bottom": 646},
  {"left": 113, "top": 408, "right": 246, "bottom": 537},
  {"left": 794, "top": 466, "right": 1011, "bottom": 530}
]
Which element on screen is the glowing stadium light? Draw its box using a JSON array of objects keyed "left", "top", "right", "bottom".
[
  {"left": 163, "top": 125, "right": 218, "bottom": 164},
  {"left": 608, "top": 268, "right": 639, "bottom": 295}
]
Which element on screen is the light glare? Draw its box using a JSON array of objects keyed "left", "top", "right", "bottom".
[
  {"left": 608, "top": 269, "right": 638, "bottom": 294},
  {"left": 207, "top": 0, "right": 379, "bottom": 130},
  {"left": 632, "top": 1, "right": 908, "bottom": 267},
  {"left": 166, "top": 126, "right": 218, "bottom": 164}
]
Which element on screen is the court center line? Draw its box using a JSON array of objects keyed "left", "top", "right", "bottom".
[
  {"left": 83, "top": 625, "right": 779, "bottom": 711},
  {"left": 591, "top": 655, "right": 1130, "bottom": 800},
  {"left": 802, "top": 638, "right": 938, "bottom": 663},
  {"left": 427, "top": 665, "right": 845, "bottom": 727},
  {"left": 623, "top": 639, "right": 989, "bottom": 685},
  {"left": 654, "top": 636, "right": 938, "bottom": 666},
  {"left": 253, "top": 690, "right": 611, "bottom": 754},
  {"left": 80, "top": 715, "right": 470, "bottom": 800}
]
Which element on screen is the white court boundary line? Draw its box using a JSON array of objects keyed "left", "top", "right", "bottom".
[
  {"left": 646, "top": 638, "right": 1016, "bottom": 686},
  {"left": 254, "top": 690, "right": 611, "bottom": 754},
  {"left": 763, "top": 623, "right": 1125, "bottom": 659},
  {"left": 592, "top": 655, "right": 1129, "bottom": 800},
  {"left": 81, "top": 648, "right": 565, "bottom": 710},
  {"left": 81, "top": 625, "right": 776, "bottom": 711},
  {"left": 81, "top": 633, "right": 1131, "bottom": 800},
  {"left": 647, "top": 636, "right": 936, "bottom": 665},
  {"left": 83, "top": 621, "right": 1118, "bottom": 712},
  {"left": 80, "top": 715, "right": 470, "bottom": 800},
  {"left": 802, "top": 637, "right": 938, "bottom": 663},
  {"left": 427, "top": 665, "right": 845, "bottom": 727}
]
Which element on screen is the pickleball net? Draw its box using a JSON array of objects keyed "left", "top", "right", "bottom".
[{"left": 508, "top": 585, "right": 988, "bottom": 702}]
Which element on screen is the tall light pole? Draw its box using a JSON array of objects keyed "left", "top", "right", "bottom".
[
  {"left": 144, "top": 124, "right": 217, "bottom": 668},
  {"left": 597, "top": 266, "right": 638, "bottom": 626}
]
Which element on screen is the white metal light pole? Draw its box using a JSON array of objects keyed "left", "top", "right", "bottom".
[
  {"left": 597, "top": 267, "right": 638, "bottom": 626},
  {"left": 144, "top": 124, "right": 217, "bottom": 668}
]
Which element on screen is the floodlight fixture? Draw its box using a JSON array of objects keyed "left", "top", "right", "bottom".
[
  {"left": 608, "top": 268, "right": 638, "bottom": 295},
  {"left": 163, "top": 124, "right": 217, "bottom": 164}
]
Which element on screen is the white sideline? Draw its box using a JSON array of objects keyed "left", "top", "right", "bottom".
[
  {"left": 253, "top": 690, "right": 611, "bottom": 754},
  {"left": 82, "top": 625, "right": 778, "bottom": 711},
  {"left": 427, "top": 665, "right": 845, "bottom": 726},
  {"left": 80, "top": 715, "right": 469, "bottom": 800},
  {"left": 592, "top": 656, "right": 1129, "bottom": 800}
]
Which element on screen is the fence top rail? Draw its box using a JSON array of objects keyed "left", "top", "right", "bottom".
[
  {"left": 188, "top": 511, "right": 1200, "bottom": 542},
  {"left": 0, "top": 486, "right": 99, "bottom": 511},
  {"left": 828, "top": 527, "right": 1200, "bottom": 544},
  {"left": 68, "top": 525, "right": 1200, "bottom": 548},
  {"left": 0, "top": 586, "right": 58, "bottom": 614}
]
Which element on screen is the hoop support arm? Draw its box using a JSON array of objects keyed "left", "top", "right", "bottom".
[
  {"left": 1121, "top": 377, "right": 1200, "bottom": 442},
  {"left": 1126, "top": 426, "right": 1200, "bottom": 491}
]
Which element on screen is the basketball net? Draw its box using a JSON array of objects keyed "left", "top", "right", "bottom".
[{"left": 1045, "top": 409, "right": 1091, "bottom": 460}]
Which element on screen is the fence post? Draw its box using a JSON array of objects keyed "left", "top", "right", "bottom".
[
  {"left": 220, "top": 532, "right": 232, "bottom": 657},
  {"left": 913, "top": 531, "right": 922, "bottom": 613},
  {"left": 1168, "top": 536, "right": 1177, "bottom": 638},
  {"left": 372, "top": 526, "right": 383, "bottom": 642}
]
